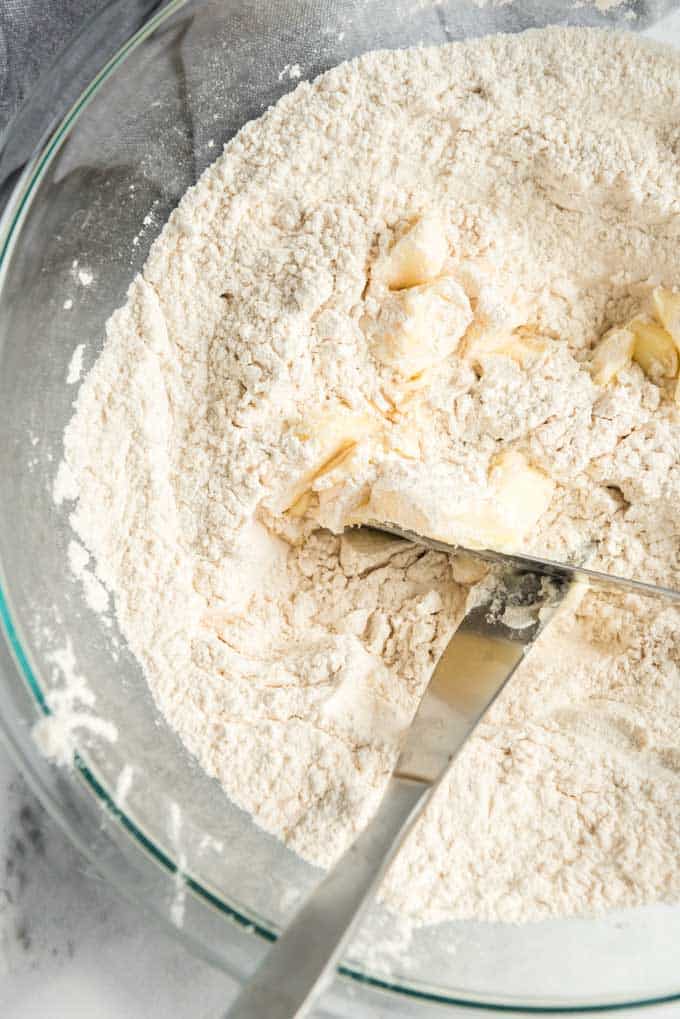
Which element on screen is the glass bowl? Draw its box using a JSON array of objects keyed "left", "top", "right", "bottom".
[{"left": 1, "top": 1, "right": 680, "bottom": 1013}]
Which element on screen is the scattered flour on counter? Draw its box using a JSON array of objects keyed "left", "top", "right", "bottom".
[
  {"left": 420, "top": 0, "right": 629, "bottom": 10},
  {"left": 278, "top": 63, "right": 302, "bottom": 81},
  {"left": 66, "top": 343, "right": 85, "bottom": 385},
  {"left": 54, "top": 28, "right": 680, "bottom": 924},
  {"left": 70, "top": 259, "right": 95, "bottom": 289},
  {"left": 585, "top": 0, "right": 628, "bottom": 10}
]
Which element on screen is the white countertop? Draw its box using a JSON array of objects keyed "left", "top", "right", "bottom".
[
  {"left": 0, "top": 739, "right": 236, "bottom": 1019},
  {"left": 1, "top": 733, "right": 679, "bottom": 1019}
]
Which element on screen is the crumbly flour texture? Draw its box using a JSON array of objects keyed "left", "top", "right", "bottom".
[{"left": 56, "top": 28, "right": 680, "bottom": 924}]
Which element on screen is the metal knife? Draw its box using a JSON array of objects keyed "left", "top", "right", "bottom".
[
  {"left": 368, "top": 521, "right": 680, "bottom": 604},
  {"left": 227, "top": 557, "right": 570, "bottom": 1018}
]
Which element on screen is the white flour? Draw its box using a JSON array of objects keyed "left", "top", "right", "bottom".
[
  {"left": 55, "top": 27, "right": 680, "bottom": 923},
  {"left": 32, "top": 638, "right": 117, "bottom": 768},
  {"left": 66, "top": 343, "right": 85, "bottom": 385}
]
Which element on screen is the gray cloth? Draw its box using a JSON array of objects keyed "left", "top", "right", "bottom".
[
  {"left": 0, "top": 0, "right": 164, "bottom": 209},
  {"left": 0, "top": 0, "right": 109, "bottom": 133},
  {"left": 2, "top": 0, "right": 677, "bottom": 138},
  {"left": 0, "top": 0, "right": 676, "bottom": 213}
]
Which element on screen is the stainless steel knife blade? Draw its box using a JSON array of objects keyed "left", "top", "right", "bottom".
[{"left": 365, "top": 521, "right": 680, "bottom": 604}]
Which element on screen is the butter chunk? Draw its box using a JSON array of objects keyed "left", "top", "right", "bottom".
[
  {"left": 281, "top": 409, "right": 380, "bottom": 513},
  {"left": 370, "top": 276, "right": 472, "bottom": 377},
  {"left": 382, "top": 217, "right": 449, "bottom": 291},
  {"left": 486, "top": 450, "right": 555, "bottom": 548},
  {"left": 630, "top": 317, "right": 679, "bottom": 381},
  {"left": 591, "top": 326, "right": 635, "bottom": 385},
  {"left": 466, "top": 330, "right": 548, "bottom": 369},
  {"left": 460, "top": 273, "right": 533, "bottom": 367},
  {"left": 366, "top": 451, "right": 554, "bottom": 553},
  {"left": 652, "top": 287, "right": 680, "bottom": 350}
]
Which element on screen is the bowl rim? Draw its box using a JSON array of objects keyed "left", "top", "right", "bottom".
[{"left": 1, "top": 1, "right": 680, "bottom": 1012}]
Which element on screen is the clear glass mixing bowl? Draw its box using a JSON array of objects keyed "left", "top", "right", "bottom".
[{"left": 1, "top": 1, "right": 680, "bottom": 1013}]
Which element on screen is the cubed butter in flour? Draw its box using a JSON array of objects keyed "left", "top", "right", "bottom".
[
  {"left": 370, "top": 276, "right": 472, "bottom": 377},
  {"left": 382, "top": 217, "right": 449, "bottom": 290},
  {"left": 590, "top": 326, "right": 635, "bottom": 386},
  {"left": 630, "top": 317, "right": 679, "bottom": 381}
]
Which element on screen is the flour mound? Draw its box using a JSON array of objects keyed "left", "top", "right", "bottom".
[{"left": 58, "top": 28, "right": 680, "bottom": 924}]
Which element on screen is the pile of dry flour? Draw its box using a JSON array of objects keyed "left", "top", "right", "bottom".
[{"left": 55, "top": 27, "right": 680, "bottom": 923}]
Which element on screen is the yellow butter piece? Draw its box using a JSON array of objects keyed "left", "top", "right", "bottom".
[
  {"left": 591, "top": 326, "right": 635, "bottom": 385},
  {"left": 286, "top": 490, "right": 315, "bottom": 518},
  {"left": 383, "top": 217, "right": 449, "bottom": 291},
  {"left": 371, "top": 276, "right": 472, "bottom": 377},
  {"left": 366, "top": 450, "right": 554, "bottom": 553},
  {"left": 486, "top": 450, "right": 555, "bottom": 546},
  {"left": 459, "top": 272, "right": 531, "bottom": 362},
  {"left": 630, "top": 317, "right": 679, "bottom": 381},
  {"left": 282, "top": 409, "right": 379, "bottom": 513},
  {"left": 652, "top": 287, "right": 680, "bottom": 351},
  {"left": 465, "top": 330, "right": 548, "bottom": 369}
]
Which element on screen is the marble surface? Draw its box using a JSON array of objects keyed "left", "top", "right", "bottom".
[{"left": 0, "top": 741, "right": 240, "bottom": 1018}]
